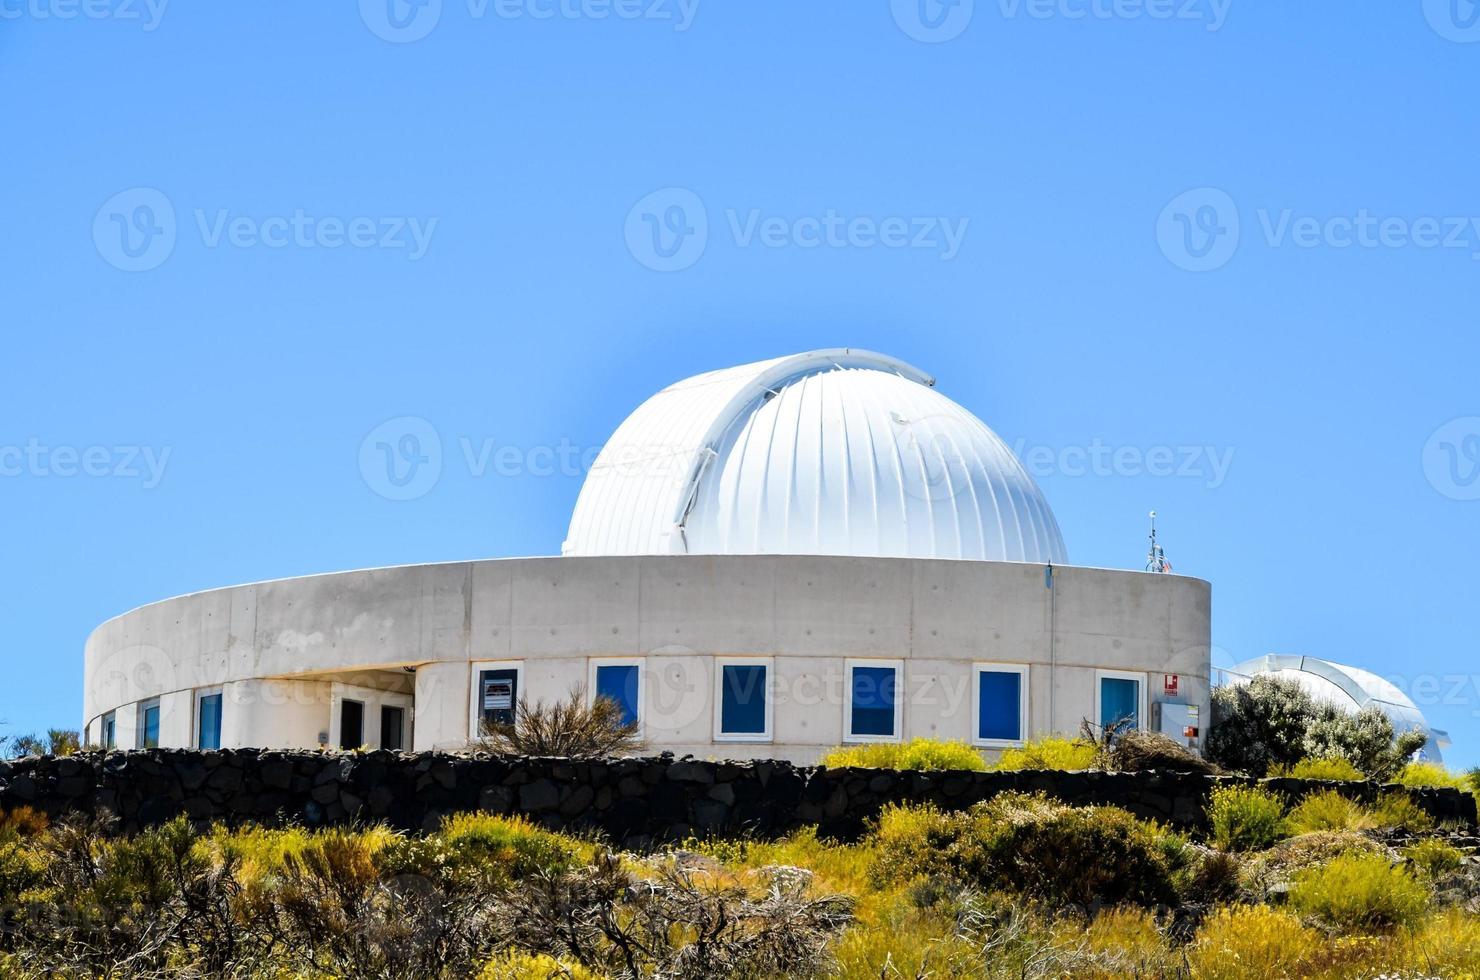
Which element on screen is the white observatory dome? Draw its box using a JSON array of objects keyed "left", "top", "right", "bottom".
[{"left": 563, "top": 349, "right": 1067, "bottom": 564}]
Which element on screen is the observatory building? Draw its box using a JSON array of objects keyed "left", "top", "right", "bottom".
[{"left": 83, "top": 350, "right": 1213, "bottom": 762}]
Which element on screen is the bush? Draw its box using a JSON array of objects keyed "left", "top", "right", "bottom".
[
  {"left": 1284, "top": 789, "right": 1372, "bottom": 835},
  {"left": 1272, "top": 756, "right": 1365, "bottom": 781},
  {"left": 1091, "top": 727, "right": 1217, "bottom": 775},
  {"left": 1369, "top": 791, "right": 1435, "bottom": 831},
  {"left": 873, "top": 794, "right": 1185, "bottom": 909},
  {"left": 1208, "top": 676, "right": 1426, "bottom": 779},
  {"left": 991, "top": 736, "right": 1097, "bottom": 771},
  {"left": 1301, "top": 705, "right": 1427, "bottom": 782},
  {"left": 1403, "top": 838, "right": 1464, "bottom": 879},
  {"left": 1206, "top": 784, "right": 1286, "bottom": 851},
  {"left": 1206, "top": 676, "right": 1317, "bottom": 776},
  {"left": 821, "top": 738, "right": 986, "bottom": 771},
  {"left": 479, "top": 949, "right": 600, "bottom": 979},
  {"left": 478, "top": 685, "right": 642, "bottom": 757},
  {"left": 1188, "top": 904, "right": 1323, "bottom": 980},
  {"left": 1289, "top": 853, "right": 1430, "bottom": 933},
  {"left": 1394, "top": 761, "right": 1466, "bottom": 789}
]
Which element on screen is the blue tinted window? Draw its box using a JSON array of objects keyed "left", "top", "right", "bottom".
[
  {"left": 850, "top": 666, "right": 897, "bottom": 737},
  {"left": 141, "top": 703, "right": 160, "bottom": 749},
  {"left": 977, "top": 670, "right": 1022, "bottom": 742},
  {"left": 102, "top": 713, "right": 116, "bottom": 750},
  {"left": 720, "top": 664, "right": 767, "bottom": 735},
  {"left": 198, "top": 693, "right": 222, "bottom": 750},
  {"left": 1100, "top": 677, "right": 1140, "bottom": 732},
  {"left": 596, "top": 664, "right": 641, "bottom": 726}
]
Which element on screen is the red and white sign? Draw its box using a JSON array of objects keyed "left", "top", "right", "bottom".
[{"left": 1163, "top": 673, "right": 1180, "bottom": 697}]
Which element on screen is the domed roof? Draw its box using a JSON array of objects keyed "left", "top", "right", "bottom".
[
  {"left": 563, "top": 349, "right": 1067, "bottom": 564},
  {"left": 1229, "top": 654, "right": 1449, "bottom": 763}
]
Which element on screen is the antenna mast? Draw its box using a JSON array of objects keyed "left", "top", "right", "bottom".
[{"left": 1146, "top": 510, "right": 1171, "bottom": 573}]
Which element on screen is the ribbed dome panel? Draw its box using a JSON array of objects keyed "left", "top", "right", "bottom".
[{"left": 563, "top": 349, "right": 1067, "bottom": 564}]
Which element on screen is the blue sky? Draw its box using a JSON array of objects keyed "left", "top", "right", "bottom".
[{"left": 3, "top": 0, "right": 1479, "bottom": 765}]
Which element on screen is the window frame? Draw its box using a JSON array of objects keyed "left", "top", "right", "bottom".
[
  {"left": 1095, "top": 669, "right": 1147, "bottom": 733},
  {"left": 101, "top": 711, "right": 116, "bottom": 750},
  {"left": 971, "top": 662, "right": 1029, "bottom": 748},
  {"left": 587, "top": 657, "right": 645, "bottom": 736},
  {"left": 843, "top": 658, "right": 904, "bottom": 744},
  {"left": 712, "top": 656, "right": 774, "bottom": 742},
  {"left": 194, "top": 687, "right": 224, "bottom": 750},
  {"left": 469, "top": 660, "right": 524, "bottom": 740},
  {"left": 137, "top": 698, "right": 161, "bottom": 749}
]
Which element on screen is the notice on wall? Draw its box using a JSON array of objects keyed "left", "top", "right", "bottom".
[
  {"left": 1163, "top": 673, "right": 1180, "bottom": 697},
  {"left": 484, "top": 680, "right": 513, "bottom": 711}
]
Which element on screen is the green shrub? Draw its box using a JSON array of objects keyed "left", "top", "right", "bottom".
[
  {"left": 1273, "top": 756, "right": 1365, "bottom": 781},
  {"left": 873, "top": 793, "right": 1185, "bottom": 909},
  {"left": 1403, "top": 838, "right": 1464, "bottom": 879},
  {"left": 1206, "top": 676, "right": 1318, "bottom": 776},
  {"left": 1206, "top": 784, "right": 1286, "bottom": 851},
  {"left": 383, "top": 812, "right": 589, "bottom": 890},
  {"left": 1289, "top": 852, "right": 1430, "bottom": 933},
  {"left": 991, "top": 736, "right": 1097, "bottom": 772},
  {"left": 1285, "top": 789, "right": 1372, "bottom": 834},
  {"left": 821, "top": 738, "right": 986, "bottom": 771},
  {"left": 1208, "top": 676, "right": 1426, "bottom": 779},
  {"left": 1370, "top": 791, "right": 1435, "bottom": 831},
  {"left": 1394, "top": 761, "right": 1466, "bottom": 789}
]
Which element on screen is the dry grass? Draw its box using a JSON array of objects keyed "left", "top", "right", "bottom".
[{"left": 477, "top": 685, "right": 642, "bottom": 757}]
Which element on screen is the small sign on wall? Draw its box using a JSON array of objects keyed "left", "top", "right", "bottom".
[{"left": 1163, "top": 673, "right": 1180, "bottom": 697}]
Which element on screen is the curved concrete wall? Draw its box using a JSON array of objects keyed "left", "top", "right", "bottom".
[{"left": 84, "top": 556, "right": 1212, "bottom": 763}]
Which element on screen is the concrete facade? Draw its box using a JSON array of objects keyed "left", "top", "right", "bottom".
[{"left": 84, "top": 556, "right": 1211, "bottom": 764}]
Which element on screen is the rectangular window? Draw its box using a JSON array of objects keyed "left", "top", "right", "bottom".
[
  {"left": 381, "top": 705, "right": 405, "bottom": 751},
  {"left": 196, "top": 691, "right": 223, "bottom": 750},
  {"left": 478, "top": 667, "right": 519, "bottom": 731},
  {"left": 339, "top": 699, "right": 364, "bottom": 750},
  {"left": 138, "top": 699, "right": 160, "bottom": 749},
  {"left": 974, "top": 664, "right": 1027, "bottom": 746},
  {"left": 1098, "top": 671, "right": 1144, "bottom": 733},
  {"left": 102, "top": 712, "right": 116, "bottom": 750},
  {"left": 591, "top": 660, "right": 642, "bottom": 728},
  {"left": 845, "top": 660, "right": 902, "bottom": 742},
  {"left": 715, "top": 659, "right": 771, "bottom": 740}
]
